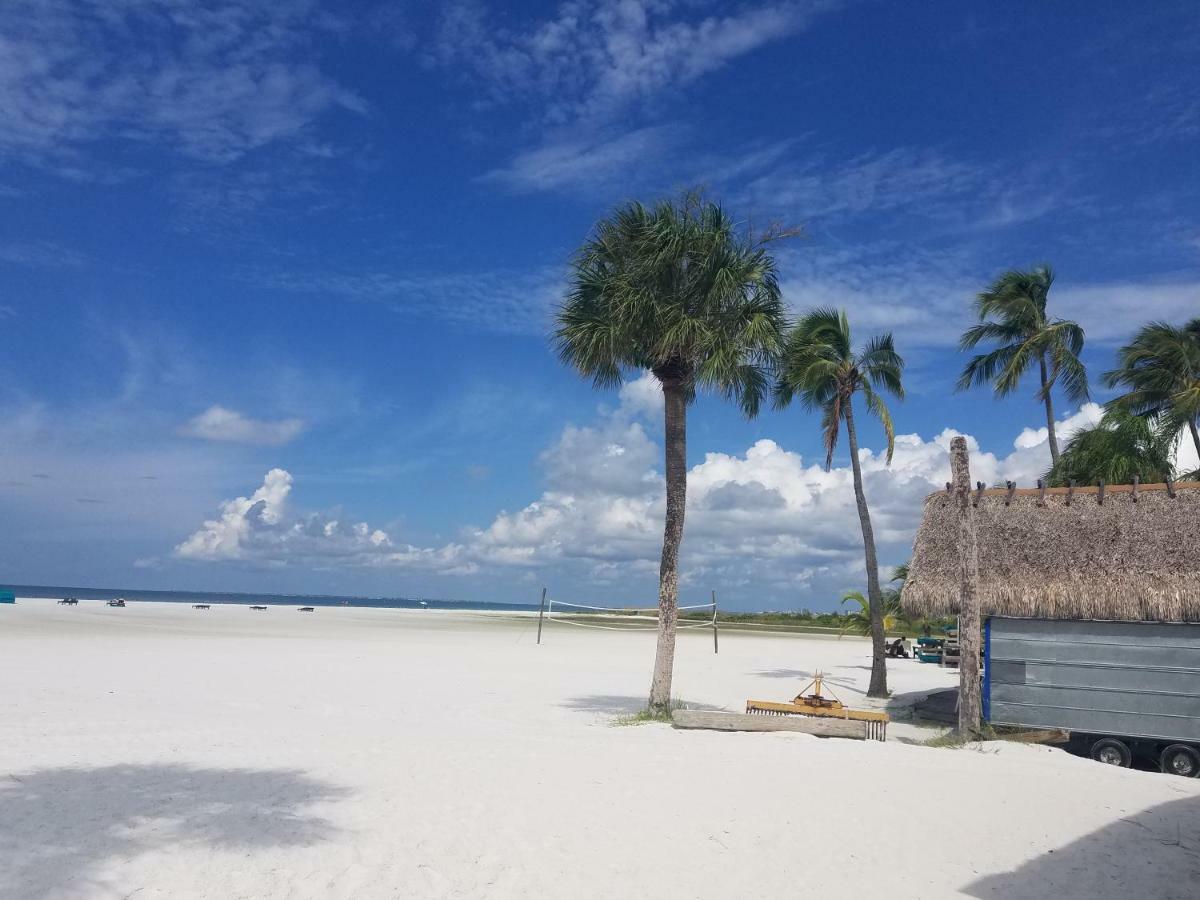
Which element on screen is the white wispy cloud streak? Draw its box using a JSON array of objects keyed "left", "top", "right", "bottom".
[
  {"left": 478, "top": 124, "right": 684, "bottom": 194},
  {"left": 433, "top": 0, "right": 841, "bottom": 126},
  {"left": 251, "top": 266, "right": 564, "bottom": 336},
  {"left": 0, "top": 0, "right": 364, "bottom": 168},
  {"left": 179, "top": 406, "right": 307, "bottom": 446}
]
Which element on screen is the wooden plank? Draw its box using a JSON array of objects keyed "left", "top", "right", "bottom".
[
  {"left": 671, "top": 710, "right": 868, "bottom": 739},
  {"left": 941, "top": 480, "right": 1199, "bottom": 499}
]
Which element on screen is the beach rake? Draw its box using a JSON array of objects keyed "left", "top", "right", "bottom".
[{"left": 746, "top": 673, "right": 888, "bottom": 741}]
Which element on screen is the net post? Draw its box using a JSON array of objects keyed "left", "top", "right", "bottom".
[
  {"left": 711, "top": 590, "right": 719, "bottom": 655},
  {"left": 536, "top": 587, "right": 547, "bottom": 645}
]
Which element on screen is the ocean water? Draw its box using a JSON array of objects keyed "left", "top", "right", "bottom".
[{"left": 1, "top": 584, "right": 538, "bottom": 612}]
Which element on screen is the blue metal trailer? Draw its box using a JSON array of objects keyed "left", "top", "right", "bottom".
[{"left": 984, "top": 616, "right": 1200, "bottom": 776}]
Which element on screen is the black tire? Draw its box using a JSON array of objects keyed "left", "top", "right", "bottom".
[
  {"left": 1160, "top": 744, "right": 1200, "bottom": 778},
  {"left": 1090, "top": 737, "right": 1132, "bottom": 768}
]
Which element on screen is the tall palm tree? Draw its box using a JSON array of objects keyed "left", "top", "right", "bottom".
[
  {"left": 555, "top": 192, "right": 791, "bottom": 713},
  {"left": 1104, "top": 318, "right": 1200, "bottom": 473},
  {"left": 957, "top": 266, "right": 1088, "bottom": 467},
  {"left": 1045, "top": 407, "right": 1175, "bottom": 487},
  {"left": 775, "top": 309, "right": 904, "bottom": 698}
]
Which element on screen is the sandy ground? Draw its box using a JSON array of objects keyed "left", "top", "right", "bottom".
[{"left": 1, "top": 599, "right": 1198, "bottom": 900}]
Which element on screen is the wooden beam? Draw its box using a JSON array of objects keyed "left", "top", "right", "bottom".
[
  {"left": 671, "top": 709, "right": 868, "bottom": 739},
  {"left": 941, "top": 480, "right": 1200, "bottom": 500},
  {"left": 951, "top": 436, "right": 983, "bottom": 739}
]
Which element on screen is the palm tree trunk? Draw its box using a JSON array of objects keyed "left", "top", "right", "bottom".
[
  {"left": 1040, "top": 353, "right": 1059, "bottom": 466},
  {"left": 1190, "top": 419, "right": 1200, "bottom": 470},
  {"left": 648, "top": 377, "right": 686, "bottom": 713},
  {"left": 843, "top": 398, "right": 888, "bottom": 698}
]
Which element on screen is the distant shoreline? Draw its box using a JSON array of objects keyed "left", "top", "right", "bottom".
[{"left": 0, "top": 583, "right": 538, "bottom": 613}]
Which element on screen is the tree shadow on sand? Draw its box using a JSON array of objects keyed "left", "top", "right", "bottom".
[
  {"left": 963, "top": 794, "right": 1200, "bottom": 899},
  {"left": 560, "top": 695, "right": 724, "bottom": 715},
  {"left": 0, "top": 763, "right": 349, "bottom": 899}
]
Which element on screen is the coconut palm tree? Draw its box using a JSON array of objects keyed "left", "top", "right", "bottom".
[
  {"left": 839, "top": 590, "right": 902, "bottom": 638},
  {"left": 555, "top": 192, "right": 792, "bottom": 713},
  {"left": 775, "top": 309, "right": 904, "bottom": 698},
  {"left": 957, "top": 266, "right": 1088, "bottom": 467},
  {"left": 1045, "top": 407, "right": 1175, "bottom": 487},
  {"left": 1103, "top": 319, "right": 1200, "bottom": 474}
]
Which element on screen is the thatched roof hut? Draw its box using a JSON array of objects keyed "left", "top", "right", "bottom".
[{"left": 903, "top": 481, "right": 1200, "bottom": 623}]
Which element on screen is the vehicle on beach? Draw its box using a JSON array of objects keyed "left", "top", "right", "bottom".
[
  {"left": 905, "top": 480, "right": 1200, "bottom": 777},
  {"left": 985, "top": 617, "right": 1200, "bottom": 777}
]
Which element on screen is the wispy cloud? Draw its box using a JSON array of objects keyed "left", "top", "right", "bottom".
[
  {"left": 432, "top": 0, "right": 841, "bottom": 125},
  {"left": 0, "top": 240, "right": 86, "bottom": 268},
  {"left": 250, "top": 266, "right": 564, "bottom": 336},
  {"left": 478, "top": 124, "right": 684, "bottom": 194},
  {"left": 179, "top": 406, "right": 307, "bottom": 447},
  {"left": 0, "top": 0, "right": 364, "bottom": 170}
]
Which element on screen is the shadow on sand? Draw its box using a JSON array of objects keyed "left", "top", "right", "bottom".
[
  {"left": 0, "top": 763, "right": 349, "bottom": 899},
  {"left": 560, "top": 695, "right": 725, "bottom": 715},
  {"left": 963, "top": 794, "right": 1200, "bottom": 899}
]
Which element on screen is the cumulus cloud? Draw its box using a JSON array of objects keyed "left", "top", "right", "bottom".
[
  {"left": 166, "top": 382, "right": 1139, "bottom": 605},
  {"left": 179, "top": 406, "right": 306, "bottom": 446},
  {"left": 174, "top": 468, "right": 475, "bottom": 572},
  {"left": 460, "top": 393, "right": 1111, "bottom": 601}
]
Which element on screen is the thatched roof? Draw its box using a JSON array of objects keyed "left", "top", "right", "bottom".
[{"left": 903, "top": 481, "right": 1200, "bottom": 623}]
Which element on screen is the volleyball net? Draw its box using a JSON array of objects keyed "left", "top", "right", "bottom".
[{"left": 535, "top": 591, "right": 720, "bottom": 652}]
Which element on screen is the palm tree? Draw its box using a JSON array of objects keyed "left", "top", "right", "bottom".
[
  {"left": 839, "top": 590, "right": 902, "bottom": 638},
  {"left": 1045, "top": 407, "right": 1175, "bottom": 487},
  {"left": 1104, "top": 319, "right": 1200, "bottom": 474},
  {"left": 957, "top": 266, "right": 1088, "bottom": 467},
  {"left": 555, "top": 192, "right": 792, "bottom": 713},
  {"left": 775, "top": 309, "right": 904, "bottom": 698}
]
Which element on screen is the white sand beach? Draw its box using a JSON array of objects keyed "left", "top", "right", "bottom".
[{"left": 2, "top": 599, "right": 1197, "bottom": 899}]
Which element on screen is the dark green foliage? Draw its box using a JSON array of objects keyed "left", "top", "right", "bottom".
[
  {"left": 1045, "top": 408, "right": 1175, "bottom": 486},
  {"left": 554, "top": 191, "right": 792, "bottom": 411},
  {"left": 1104, "top": 318, "right": 1200, "bottom": 475},
  {"left": 958, "top": 266, "right": 1088, "bottom": 404}
]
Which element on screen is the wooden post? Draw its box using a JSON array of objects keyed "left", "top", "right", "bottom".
[
  {"left": 951, "top": 437, "right": 983, "bottom": 738},
  {"left": 536, "top": 587, "right": 547, "bottom": 645},
  {"left": 711, "top": 590, "right": 719, "bottom": 655}
]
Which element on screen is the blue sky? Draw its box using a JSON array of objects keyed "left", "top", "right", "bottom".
[{"left": 1, "top": 0, "right": 1197, "bottom": 609}]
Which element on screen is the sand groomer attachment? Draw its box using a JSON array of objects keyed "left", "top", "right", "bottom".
[{"left": 746, "top": 673, "right": 888, "bottom": 741}]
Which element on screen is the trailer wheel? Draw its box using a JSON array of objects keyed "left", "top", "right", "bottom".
[
  {"left": 1160, "top": 744, "right": 1200, "bottom": 778},
  {"left": 1090, "top": 737, "right": 1132, "bottom": 768}
]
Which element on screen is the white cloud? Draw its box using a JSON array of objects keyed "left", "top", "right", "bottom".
[
  {"left": 478, "top": 124, "right": 682, "bottom": 193},
  {"left": 174, "top": 468, "right": 476, "bottom": 572},
  {"left": 165, "top": 383, "right": 1182, "bottom": 604},
  {"left": 0, "top": 240, "right": 86, "bottom": 268},
  {"left": 250, "top": 266, "right": 563, "bottom": 336},
  {"left": 0, "top": 0, "right": 363, "bottom": 168},
  {"left": 459, "top": 392, "right": 1110, "bottom": 601},
  {"left": 433, "top": 1, "right": 839, "bottom": 126},
  {"left": 180, "top": 406, "right": 306, "bottom": 446}
]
